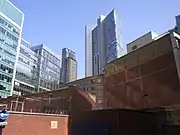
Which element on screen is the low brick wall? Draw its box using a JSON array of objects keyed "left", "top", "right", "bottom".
[{"left": 1, "top": 112, "right": 69, "bottom": 135}]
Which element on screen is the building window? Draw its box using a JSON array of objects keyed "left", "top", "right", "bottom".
[
  {"left": 91, "top": 79, "right": 96, "bottom": 84},
  {"left": 86, "top": 81, "right": 91, "bottom": 85},
  {"left": 91, "top": 86, "right": 95, "bottom": 90},
  {"left": 175, "top": 38, "right": 180, "bottom": 48},
  {"left": 0, "top": 26, "right": 6, "bottom": 34},
  {"left": 96, "top": 86, "right": 103, "bottom": 90},
  {"left": 87, "top": 87, "right": 91, "bottom": 91},
  {"left": 6, "top": 32, "right": 18, "bottom": 42},
  {"left": 13, "top": 28, "right": 20, "bottom": 36},
  {"left": 132, "top": 45, "right": 137, "bottom": 50},
  {"left": 0, "top": 64, "right": 13, "bottom": 74},
  {"left": 8, "top": 24, "right": 12, "bottom": 29},
  {"left": 97, "top": 79, "right": 102, "bottom": 83},
  {"left": 4, "top": 50, "right": 16, "bottom": 58},
  {"left": 0, "top": 74, "right": 12, "bottom": 83}
]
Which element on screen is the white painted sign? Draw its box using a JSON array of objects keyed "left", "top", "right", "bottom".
[
  {"left": 0, "top": 122, "right": 7, "bottom": 126},
  {"left": 51, "top": 121, "right": 58, "bottom": 129}
]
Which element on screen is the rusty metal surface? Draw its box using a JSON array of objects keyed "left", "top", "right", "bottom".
[{"left": 104, "top": 33, "right": 180, "bottom": 109}]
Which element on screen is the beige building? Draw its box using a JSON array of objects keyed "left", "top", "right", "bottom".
[
  {"left": 67, "top": 57, "right": 77, "bottom": 82},
  {"left": 60, "top": 48, "right": 77, "bottom": 83},
  {"left": 127, "top": 31, "right": 158, "bottom": 53}
]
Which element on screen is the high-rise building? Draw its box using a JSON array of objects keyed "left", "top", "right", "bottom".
[
  {"left": 60, "top": 48, "right": 77, "bottom": 83},
  {"left": 85, "top": 25, "right": 95, "bottom": 77},
  {"left": 89, "top": 9, "right": 126, "bottom": 76},
  {"left": 14, "top": 39, "right": 39, "bottom": 96},
  {"left": 175, "top": 15, "right": 180, "bottom": 35},
  {"left": 127, "top": 31, "right": 158, "bottom": 53},
  {"left": 0, "top": 0, "right": 24, "bottom": 98},
  {"left": 31, "top": 44, "right": 61, "bottom": 92}
]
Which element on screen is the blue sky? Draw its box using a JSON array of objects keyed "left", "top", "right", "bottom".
[{"left": 11, "top": 0, "right": 180, "bottom": 79}]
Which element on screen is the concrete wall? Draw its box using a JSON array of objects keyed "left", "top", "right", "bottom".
[
  {"left": 2, "top": 112, "right": 69, "bottom": 135},
  {"left": 127, "top": 31, "right": 158, "bottom": 53}
]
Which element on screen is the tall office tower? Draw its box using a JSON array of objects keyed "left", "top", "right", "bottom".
[
  {"left": 31, "top": 44, "right": 61, "bottom": 92},
  {"left": 91, "top": 9, "right": 126, "bottom": 76},
  {"left": 175, "top": 15, "right": 180, "bottom": 35},
  {"left": 14, "top": 39, "right": 39, "bottom": 96},
  {"left": 0, "top": 0, "right": 24, "bottom": 98},
  {"left": 85, "top": 25, "right": 95, "bottom": 77},
  {"left": 60, "top": 48, "right": 77, "bottom": 83}
]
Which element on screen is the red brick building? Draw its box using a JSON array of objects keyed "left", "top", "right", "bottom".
[
  {"left": 104, "top": 32, "right": 180, "bottom": 109},
  {"left": 0, "top": 87, "right": 94, "bottom": 114},
  {"left": 59, "top": 74, "right": 105, "bottom": 110}
]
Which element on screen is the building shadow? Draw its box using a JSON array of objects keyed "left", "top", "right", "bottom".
[{"left": 0, "top": 128, "right": 2, "bottom": 135}]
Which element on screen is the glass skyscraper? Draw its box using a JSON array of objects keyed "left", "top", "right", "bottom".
[
  {"left": 175, "top": 15, "right": 180, "bottom": 35},
  {"left": 60, "top": 48, "right": 77, "bottom": 83},
  {"left": 103, "top": 10, "right": 125, "bottom": 63},
  {"left": 85, "top": 25, "right": 95, "bottom": 77},
  {"left": 31, "top": 44, "right": 61, "bottom": 92},
  {"left": 14, "top": 39, "right": 39, "bottom": 95},
  {"left": 0, "top": 0, "right": 24, "bottom": 98},
  {"left": 86, "top": 9, "right": 126, "bottom": 76}
]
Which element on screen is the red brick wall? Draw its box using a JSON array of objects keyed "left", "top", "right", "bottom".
[
  {"left": 2, "top": 112, "right": 69, "bottom": 135},
  {"left": 104, "top": 34, "right": 180, "bottom": 110}
]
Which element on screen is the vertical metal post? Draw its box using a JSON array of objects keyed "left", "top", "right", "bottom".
[
  {"left": 21, "top": 101, "right": 24, "bottom": 112},
  {"left": 10, "top": 102, "right": 12, "bottom": 111},
  {"left": 15, "top": 96, "right": 19, "bottom": 111}
]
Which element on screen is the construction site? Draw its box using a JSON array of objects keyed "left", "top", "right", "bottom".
[{"left": 1, "top": 32, "right": 180, "bottom": 134}]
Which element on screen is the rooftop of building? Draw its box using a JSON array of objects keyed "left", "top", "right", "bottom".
[
  {"left": 69, "top": 74, "right": 104, "bottom": 83},
  {"left": 107, "top": 31, "right": 179, "bottom": 66},
  {"left": 92, "top": 9, "right": 117, "bottom": 31},
  {"left": 59, "top": 74, "right": 104, "bottom": 88},
  {"left": 1, "top": 0, "right": 24, "bottom": 27},
  {"left": 31, "top": 44, "right": 61, "bottom": 60},
  {"left": 127, "top": 31, "right": 158, "bottom": 46},
  {"left": 176, "top": 14, "right": 180, "bottom": 18},
  {"left": 62, "top": 48, "right": 76, "bottom": 54},
  {"left": 6, "top": 0, "right": 24, "bottom": 15},
  {"left": 21, "top": 38, "right": 31, "bottom": 48}
]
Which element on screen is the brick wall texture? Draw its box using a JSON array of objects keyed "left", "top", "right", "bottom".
[{"left": 1, "top": 112, "right": 69, "bottom": 135}]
